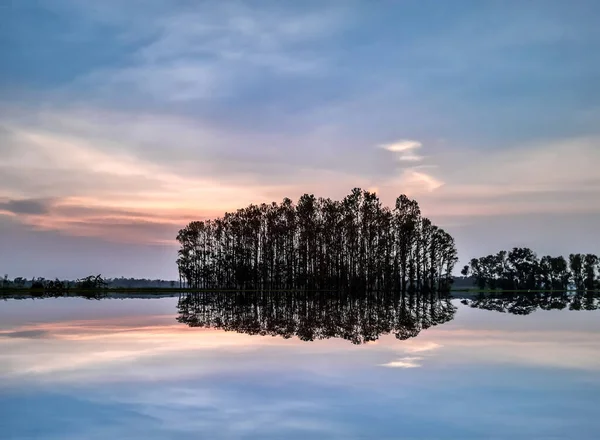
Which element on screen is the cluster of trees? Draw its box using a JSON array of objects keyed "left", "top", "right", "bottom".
[
  {"left": 177, "top": 290, "right": 455, "bottom": 344},
  {"left": 177, "top": 188, "right": 458, "bottom": 292},
  {"left": 461, "top": 291, "right": 599, "bottom": 315},
  {"left": 461, "top": 249, "right": 600, "bottom": 291}
]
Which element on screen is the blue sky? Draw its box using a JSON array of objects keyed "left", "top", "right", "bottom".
[{"left": 1, "top": 0, "right": 599, "bottom": 278}]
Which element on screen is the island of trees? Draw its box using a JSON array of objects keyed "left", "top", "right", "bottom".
[
  {"left": 176, "top": 188, "right": 458, "bottom": 292},
  {"left": 461, "top": 249, "right": 600, "bottom": 291}
]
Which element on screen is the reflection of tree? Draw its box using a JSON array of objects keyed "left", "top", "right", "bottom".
[
  {"left": 461, "top": 291, "right": 600, "bottom": 315},
  {"left": 177, "top": 290, "right": 456, "bottom": 344}
]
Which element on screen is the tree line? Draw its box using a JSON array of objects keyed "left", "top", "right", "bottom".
[
  {"left": 176, "top": 188, "right": 458, "bottom": 292},
  {"left": 0, "top": 275, "right": 179, "bottom": 291},
  {"left": 177, "top": 289, "right": 456, "bottom": 345},
  {"left": 461, "top": 248, "right": 600, "bottom": 291}
]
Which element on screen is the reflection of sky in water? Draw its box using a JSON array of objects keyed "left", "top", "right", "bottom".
[{"left": 1, "top": 298, "right": 599, "bottom": 439}]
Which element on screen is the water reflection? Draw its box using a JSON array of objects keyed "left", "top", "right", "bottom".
[
  {"left": 176, "top": 290, "right": 600, "bottom": 343},
  {"left": 5, "top": 289, "right": 599, "bottom": 343},
  {"left": 1, "top": 291, "right": 600, "bottom": 439},
  {"left": 177, "top": 290, "right": 456, "bottom": 344},
  {"left": 461, "top": 291, "right": 600, "bottom": 314}
]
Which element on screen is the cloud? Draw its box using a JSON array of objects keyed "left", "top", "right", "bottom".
[
  {"left": 398, "top": 169, "right": 444, "bottom": 193},
  {"left": 27, "top": 215, "right": 183, "bottom": 246},
  {"left": 67, "top": 2, "right": 346, "bottom": 103},
  {"left": 0, "top": 114, "right": 291, "bottom": 242},
  {"left": 0, "top": 198, "right": 53, "bottom": 216},
  {"left": 414, "top": 136, "right": 600, "bottom": 217},
  {"left": 398, "top": 154, "right": 424, "bottom": 162},
  {"left": 375, "top": 139, "right": 444, "bottom": 195},
  {"left": 0, "top": 107, "right": 410, "bottom": 244},
  {"left": 381, "top": 140, "right": 422, "bottom": 153},
  {"left": 2, "top": 0, "right": 600, "bottom": 273},
  {"left": 2, "top": 103, "right": 599, "bottom": 255},
  {"left": 0, "top": 330, "right": 50, "bottom": 339},
  {"left": 0, "top": 314, "right": 385, "bottom": 385},
  {"left": 380, "top": 139, "right": 425, "bottom": 162},
  {"left": 380, "top": 356, "right": 424, "bottom": 368}
]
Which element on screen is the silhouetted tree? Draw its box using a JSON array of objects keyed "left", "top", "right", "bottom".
[
  {"left": 13, "top": 277, "right": 26, "bottom": 288},
  {"left": 76, "top": 275, "right": 108, "bottom": 290}
]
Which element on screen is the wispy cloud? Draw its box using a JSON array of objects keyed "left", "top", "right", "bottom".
[
  {"left": 70, "top": 2, "right": 346, "bottom": 103},
  {"left": 377, "top": 139, "right": 444, "bottom": 195},
  {"left": 0, "top": 329, "right": 50, "bottom": 339},
  {"left": 398, "top": 169, "right": 444, "bottom": 193},
  {"left": 0, "top": 113, "right": 286, "bottom": 243},
  {"left": 380, "top": 139, "right": 424, "bottom": 162},
  {"left": 381, "top": 140, "right": 422, "bottom": 153}
]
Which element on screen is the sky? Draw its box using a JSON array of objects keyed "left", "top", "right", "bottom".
[
  {"left": 1, "top": 297, "right": 600, "bottom": 438},
  {"left": 1, "top": 0, "right": 599, "bottom": 279}
]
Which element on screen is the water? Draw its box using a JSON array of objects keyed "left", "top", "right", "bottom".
[{"left": 1, "top": 292, "right": 599, "bottom": 439}]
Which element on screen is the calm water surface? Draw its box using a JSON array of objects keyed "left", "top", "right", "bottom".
[{"left": 1, "top": 293, "right": 599, "bottom": 440}]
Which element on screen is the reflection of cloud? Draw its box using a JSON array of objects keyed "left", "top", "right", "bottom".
[
  {"left": 2, "top": 304, "right": 600, "bottom": 392},
  {"left": 432, "top": 329, "right": 600, "bottom": 371},
  {"left": 403, "top": 341, "right": 442, "bottom": 353},
  {"left": 380, "top": 356, "right": 423, "bottom": 368},
  {"left": 0, "top": 315, "right": 382, "bottom": 383},
  {"left": 379, "top": 341, "right": 442, "bottom": 368}
]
